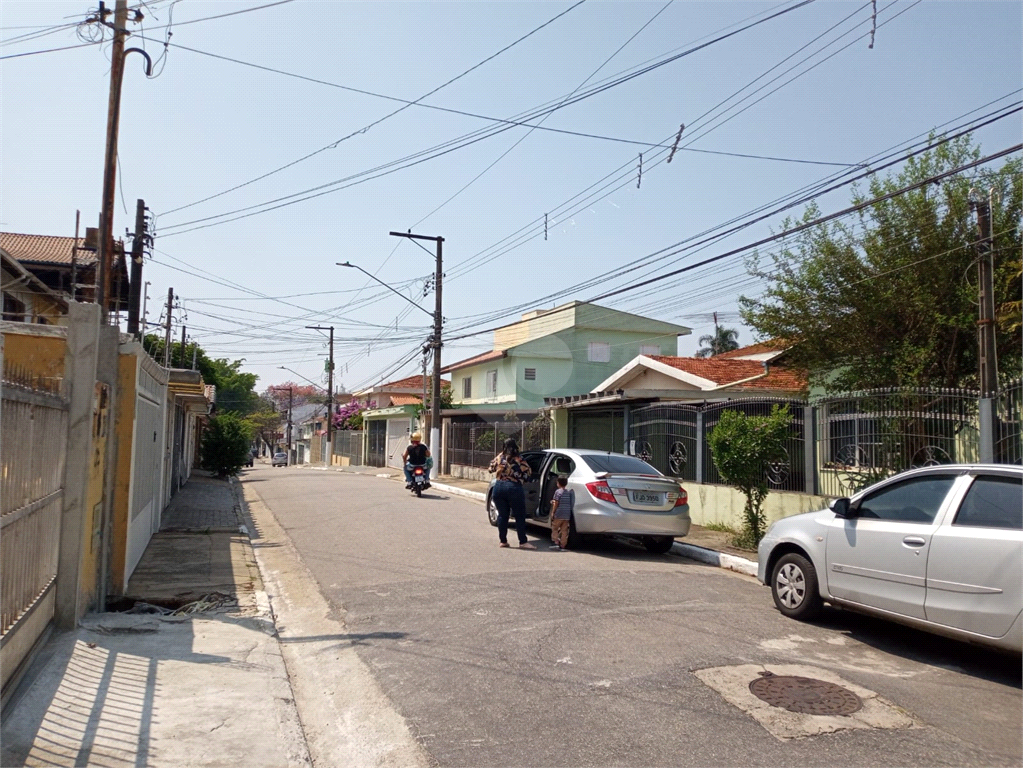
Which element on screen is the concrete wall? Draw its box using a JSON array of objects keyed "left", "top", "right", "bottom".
[
  {"left": 448, "top": 463, "right": 492, "bottom": 482},
  {"left": 0, "top": 322, "right": 67, "bottom": 382},
  {"left": 686, "top": 483, "right": 830, "bottom": 529}
]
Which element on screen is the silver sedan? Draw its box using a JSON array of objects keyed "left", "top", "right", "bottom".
[
  {"left": 486, "top": 448, "right": 690, "bottom": 554},
  {"left": 758, "top": 464, "right": 1022, "bottom": 652}
]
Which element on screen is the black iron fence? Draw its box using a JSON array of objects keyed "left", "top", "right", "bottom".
[
  {"left": 448, "top": 420, "right": 551, "bottom": 469},
  {"left": 612, "top": 384, "right": 1022, "bottom": 497}
]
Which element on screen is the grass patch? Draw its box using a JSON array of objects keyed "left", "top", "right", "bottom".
[{"left": 702, "top": 521, "right": 737, "bottom": 534}]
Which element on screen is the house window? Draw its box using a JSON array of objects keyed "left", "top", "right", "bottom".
[
  {"left": 640, "top": 345, "right": 660, "bottom": 356},
  {"left": 2, "top": 293, "right": 26, "bottom": 322},
  {"left": 587, "top": 341, "right": 611, "bottom": 363},
  {"left": 486, "top": 370, "right": 498, "bottom": 397},
  {"left": 524, "top": 367, "right": 536, "bottom": 381},
  {"left": 462, "top": 377, "right": 472, "bottom": 399}
]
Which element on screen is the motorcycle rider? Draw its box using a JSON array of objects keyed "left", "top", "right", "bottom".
[{"left": 402, "top": 432, "right": 432, "bottom": 488}]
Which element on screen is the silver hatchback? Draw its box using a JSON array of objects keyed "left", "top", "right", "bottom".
[
  {"left": 758, "top": 464, "right": 1023, "bottom": 652},
  {"left": 486, "top": 448, "right": 690, "bottom": 553}
]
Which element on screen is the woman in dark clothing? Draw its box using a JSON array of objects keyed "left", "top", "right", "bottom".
[{"left": 488, "top": 438, "right": 535, "bottom": 549}]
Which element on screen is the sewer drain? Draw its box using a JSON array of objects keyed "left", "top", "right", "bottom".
[{"left": 749, "top": 673, "right": 862, "bottom": 716}]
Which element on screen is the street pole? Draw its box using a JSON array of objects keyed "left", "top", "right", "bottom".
[
  {"left": 126, "top": 198, "right": 146, "bottom": 337},
  {"left": 387, "top": 230, "right": 444, "bottom": 454},
  {"left": 288, "top": 387, "right": 294, "bottom": 463},
  {"left": 306, "top": 325, "right": 334, "bottom": 466},
  {"left": 973, "top": 192, "right": 998, "bottom": 397},
  {"left": 96, "top": 0, "right": 129, "bottom": 317},
  {"left": 179, "top": 324, "right": 186, "bottom": 369},
  {"left": 162, "top": 287, "right": 173, "bottom": 368}
]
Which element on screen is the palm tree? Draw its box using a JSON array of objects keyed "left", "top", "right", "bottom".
[{"left": 695, "top": 325, "right": 740, "bottom": 358}]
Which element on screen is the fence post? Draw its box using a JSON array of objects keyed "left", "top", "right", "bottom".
[
  {"left": 979, "top": 397, "right": 996, "bottom": 463},
  {"left": 695, "top": 410, "right": 705, "bottom": 484},
  {"left": 804, "top": 405, "right": 818, "bottom": 496}
]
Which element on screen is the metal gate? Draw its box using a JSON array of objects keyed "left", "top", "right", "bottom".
[
  {"left": 368, "top": 420, "right": 386, "bottom": 467},
  {"left": 569, "top": 409, "right": 625, "bottom": 453}
]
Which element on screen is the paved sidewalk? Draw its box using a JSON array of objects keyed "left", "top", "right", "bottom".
[{"left": 1, "top": 473, "right": 308, "bottom": 768}]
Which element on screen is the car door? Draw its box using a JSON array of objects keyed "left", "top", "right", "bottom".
[
  {"left": 825, "top": 473, "right": 959, "bottom": 619},
  {"left": 521, "top": 452, "right": 545, "bottom": 516},
  {"left": 924, "top": 472, "right": 1023, "bottom": 638},
  {"left": 537, "top": 454, "right": 576, "bottom": 521}
]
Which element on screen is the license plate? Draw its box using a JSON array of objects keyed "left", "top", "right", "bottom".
[{"left": 631, "top": 491, "right": 661, "bottom": 505}]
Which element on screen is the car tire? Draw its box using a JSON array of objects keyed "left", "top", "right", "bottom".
[
  {"left": 771, "top": 552, "right": 823, "bottom": 620},
  {"left": 486, "top": 494, "right": 499, "bottom": 527},
  {"left": 642, "top": 535, "right": 675, "bottom": 554}
]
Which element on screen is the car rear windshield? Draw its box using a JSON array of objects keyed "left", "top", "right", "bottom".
[{"left": 581, "top": 455, "right": 661, "bottom": 475}]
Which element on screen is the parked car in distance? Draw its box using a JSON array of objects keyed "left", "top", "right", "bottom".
[
  {"left": 485, "top": 448, "right": 689, "bottom": 554},
  {"left": 246, "top": 451, "right": 255, "bottom": 467},
  {"left": 758, "top": 464, "right": 1023, "bottom": 652},
  {"left": 271, "top": 452, "right": 288, "bottom": 467}
]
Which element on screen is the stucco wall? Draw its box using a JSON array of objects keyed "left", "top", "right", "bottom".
[
  {"left": 1, "top": 323, "right": 67, "bottom": 381},
  {"left": 686, "top": 483, "right": 830, "bottom": 529}
]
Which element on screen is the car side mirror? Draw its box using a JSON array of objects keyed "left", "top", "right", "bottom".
[{"left": 830, "top": 497, "right": 852, "bottom": 518}]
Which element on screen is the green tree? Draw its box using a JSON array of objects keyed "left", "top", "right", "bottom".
[
  {"left": 707, "top": 405, "right": 791, "bottom": 548},
  {"left": 695, "top": 325, "right": 740, "bottom": 358},
  {"left": 739, "top": 137, "right": 1022, "bottom": 391},
  {"left": 142, "top": 334, "right": 261, "bottom": 414},
  {"left": 201, "top": 412, "right": 254, "bottom": 477}
]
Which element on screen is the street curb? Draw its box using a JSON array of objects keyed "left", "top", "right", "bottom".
[
  {"left": 430, "top": 481, "right": 487, "bottom": 502},
  {"left": 673, "top": 542, "right": 759, "bottom": 578},
  {"left": 229, "top": 477, "right": 280, "bottom": 627}
]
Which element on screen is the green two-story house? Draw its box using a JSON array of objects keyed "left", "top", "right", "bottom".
[{"left": 441, "top": 301, "right": 691, "bottom": 418}]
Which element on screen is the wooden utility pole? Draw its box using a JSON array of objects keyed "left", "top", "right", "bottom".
[
  {"left": 974, "top": 192, "right": 998, "bottom": 397},
  {"left": 96, "top": 0, "right": 129, "bottom": 315},
  {"left": 126, "top": 198, "right": 146, "bottom": 336},
  {"left": 163, "top": 287, "right": 173, "bottom": 368}
]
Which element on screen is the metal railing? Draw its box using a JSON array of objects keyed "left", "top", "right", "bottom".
[
  {"left": 995, "top": 379, "right": 1021, "bottom": 465},
  {"left": 332, "top": 430, "right": 365, "bottom": 465},
  {"left": 1, "top": 370, "right": 68, "bottom": 638},
  {"left": 448, "top": 420, "right": 551, "bottom": 469},
  {"left": 814, "top": 387, "right": 981, "bottom": 497}
]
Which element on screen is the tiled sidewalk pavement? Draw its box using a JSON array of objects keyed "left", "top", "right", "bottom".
[{"left": 160, "top": 470, "right": 241, "bottom": 531}]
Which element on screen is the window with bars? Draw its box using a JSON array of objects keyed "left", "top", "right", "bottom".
[
  {"left": 462, "top": 377, "right": 472, "bottom": 398},
  {"left": 486, "top": 370, "right": 498, "bottom": 397}
]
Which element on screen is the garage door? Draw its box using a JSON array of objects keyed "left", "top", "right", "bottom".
[
  {"left": 387, "top": 418, "right": 411, "bottom": 469},
  {"left": 569, "top": 409, "right": 625, "bottom": 453}
]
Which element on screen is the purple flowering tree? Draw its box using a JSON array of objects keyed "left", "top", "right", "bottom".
[{"left": 333, "top": 400, "right": 375, "bottom": 431}]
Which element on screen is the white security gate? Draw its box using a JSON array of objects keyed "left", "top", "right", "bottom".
[
  {"left": 386, "top": 417, "right": 411, "bottom": 469},
  {"left": 124, "top": 357, "right": 168, "bottom": 584}
]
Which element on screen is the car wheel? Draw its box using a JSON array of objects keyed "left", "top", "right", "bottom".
[
  {"left": 486, "top": 494, "right": 499, "bottom": 526},
  {"left": 642, "top": 535, "right": 675, "bottom": 554},
  {"left": 771, "top": 552, "right": 823, "bottom": 620}
]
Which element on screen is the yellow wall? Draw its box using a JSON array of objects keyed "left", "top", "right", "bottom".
[
  {"left": 2, "top": 331, "right": 65, "bottom": 381},
  {"left": 108, "top": 353, "right": 138, "bottom": 595}
]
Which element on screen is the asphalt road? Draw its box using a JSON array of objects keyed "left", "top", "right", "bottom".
[{"left": 244, "top": 464, "right": 1022, "bottom": 767}]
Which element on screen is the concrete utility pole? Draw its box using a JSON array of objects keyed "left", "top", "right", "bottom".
[
  {"left": 126, "top": 198, "right": 146, "bottom": 337},
  {"left": 179, "top": 324, "right": 187, "bottom": 369},
  {"left": 306, "top": 325, "right": 334, "bottom": 466},
  {"left": 163, "top": 287, "right": 173, "bottom": 368},
  {"left": 287, "top": 387, "right": 294, "bottom": 462},
  {"left": 388, "top": 231, "right": 444, "bottom": 453},
  {"left": 973, "top": 191, "right": 998, "bottom": 397}
]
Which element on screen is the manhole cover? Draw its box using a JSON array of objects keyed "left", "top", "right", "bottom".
[{"left": 749, "top": 674, "right": 862, "bottom": 716}]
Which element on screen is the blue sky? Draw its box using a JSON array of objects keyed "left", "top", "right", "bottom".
[{"left": 2, "top": 0, "right": 1020, "bottom": 393}]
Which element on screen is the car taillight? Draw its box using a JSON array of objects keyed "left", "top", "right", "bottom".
[
  {"left": 673, "top": 486, "right": 688, "bottom": 507},
  {"left": 586, "top": 481, "right": 617, "bottom": 503}
]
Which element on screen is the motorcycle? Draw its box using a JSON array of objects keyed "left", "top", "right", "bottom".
[{"left": 409, "top": 464, "right": 431, "bottom": 497}]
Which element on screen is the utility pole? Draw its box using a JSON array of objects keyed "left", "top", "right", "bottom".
[
  {"left": 179, "top": 324, "right": 187, "bottom": 369},
  {"left": 126, "top": 198, "right": 146, "bottom": 337},
  {"left": 306, "top": 325, "right": 334, "bottom": 466},
  {"left": 973, "top": 191, "right": 998, "bottom": 397},
  {"left": 389, "top": 231, "right": 444, "bottom": 453},
  {"left": 96, "top": 0, "right": 129, "bottom": 316},
  {"left": 288, "top": 387, "right": 294, "bottom": 463},
  {"left": 163, "top": 287, "right": 174, "bottom": 368}
]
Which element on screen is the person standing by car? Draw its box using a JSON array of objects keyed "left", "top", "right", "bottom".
[
  {"left": 402, "top": 433, "right": 431, "bottom": 488},
  {"left": 548, "top": 475, "right": 574, "bottom": 550},
  {"left": 488, "top": 438, "right": 536, "bottom": 549}
]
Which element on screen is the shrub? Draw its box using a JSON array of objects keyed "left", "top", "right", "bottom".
[{"left": 201, "top": 412, "right": 253, "bottom": 477}]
